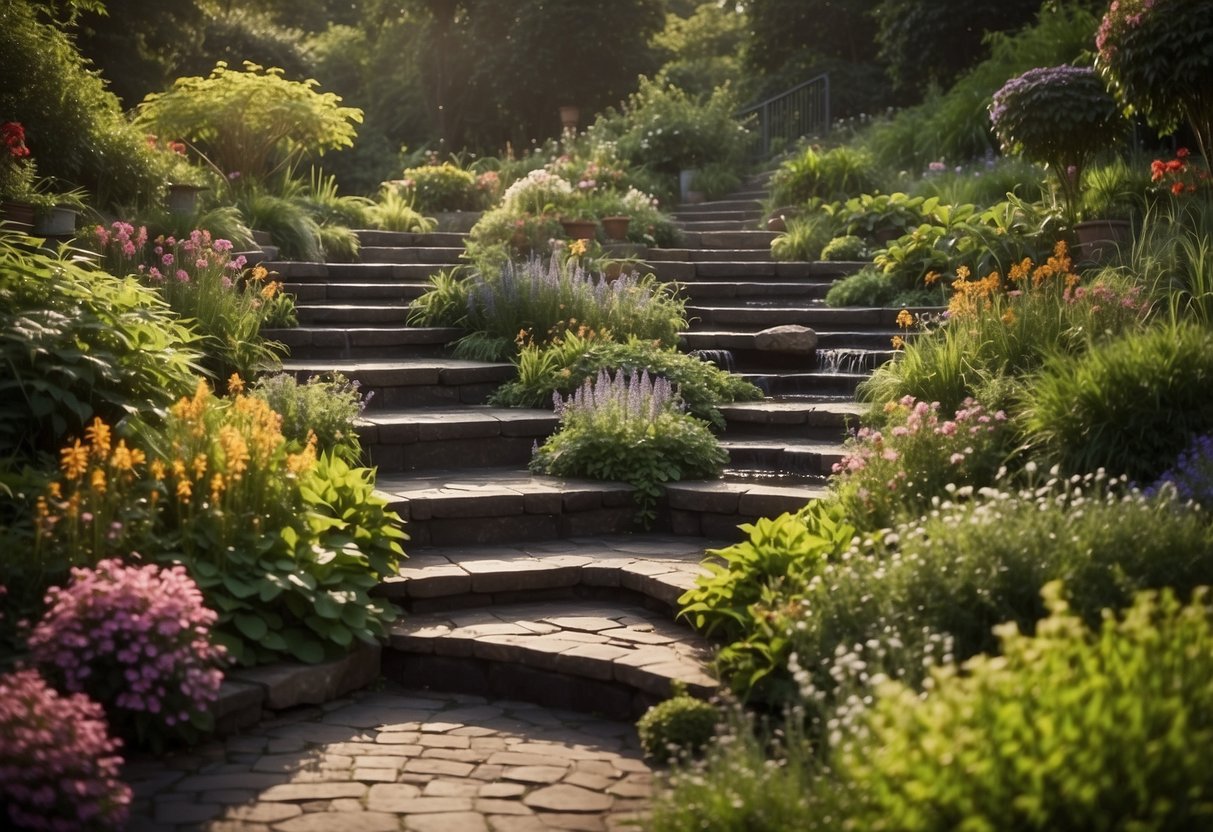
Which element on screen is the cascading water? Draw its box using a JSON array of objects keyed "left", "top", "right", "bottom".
[
  {"left": 817, "top": 348, "right": 871, "bottom": 374},
  {"left": 689, "top": 348, "right": 737, "bottom": 373}
]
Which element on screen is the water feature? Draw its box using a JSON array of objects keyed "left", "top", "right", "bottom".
[
  {"left": 817, "top": 348, "right": 878, "bottom": 375},
  {"left": 689, "top": 348, "right": 737, "bottom": 373}
]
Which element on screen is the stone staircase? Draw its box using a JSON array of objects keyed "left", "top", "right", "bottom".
[{"left": 256, "top": 174, "right": 894, "bottom": 716}]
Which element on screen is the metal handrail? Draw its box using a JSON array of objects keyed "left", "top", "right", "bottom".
[{"left": 736, "top": 73, "right": 830, "bottom": 159}]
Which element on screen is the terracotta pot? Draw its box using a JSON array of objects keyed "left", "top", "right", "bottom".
[
  {"left": 1074, "top": 219, "right": 1133, "bottom": 264},
  {"left": 1, "top": 200, "right": 36, "bottom": 232},
  {"left": 560, "top": 218, "right": 597, "bottom": 240},
  {"left": 559, "top": 105, "right": 580, "bottom": 131},
  {"left": 600, "top": 215, "right": 631, "bottom": 241}
]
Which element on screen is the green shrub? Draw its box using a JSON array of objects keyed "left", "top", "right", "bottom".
[
  {"left": 0, "top": 234, "right": 200, "bottom": 463},
  {"left": 531, "top": 369, "right": 725, "bottom": 525},
  {"left": 136, "top": 61, "right": 362, "bottom": 186},
  {"left": 909, "top": 157, "right": 1047, "bottom": 208},
  {"left": 489, "top": 333, "right": 762, "bottom": 429},
  {"left": 679, "top": 502, "right": 855, "bottom": 644},
  {"left": 391, "top": 162, "right": 481, "bottom": 212},
  {"left": 819, "top": 235, "right": 867, "bottom": 261},
  {"left": 298, "top": 168, "right": 374, "bottom": 228},
  {"left": 770, "top": 212, "right": 838, "bottom": 262},
  {"left": 237, "top": 187, "right": 323, "bottom": 261},
  {"left": 251, "top": 372, "right": 367, "bottom": 464},
  {"left": 836, "top": 582, "right": 1213, "bottom": 831},
  {"left": 317, "top": 224, "right": 359, "bottom": 263},
  {"left": 1021, "top": 321, "right": 1213, "bottom": 482},
  {"left": 0, "top": 0, "right": 169, "bottom": 208},
  {"left": 824, "top": 267, "right": 915, "bottom": 308},
  {"left": 465, "top": 207, "right": 566, "bottom": 263},
  {"left": 32, "top": 384, "right": 405, "bottom": 667},
  {"left": 367, "top": 187, "right": 436, "bottom": 233},
  {"left": 407, "top": 267, "right": 471, "bottom": 329},
  {"left": 637, "top": 690, "right": 720, "bottom": 761},
  {"left": 768, "top": 145, "right": 883, "bottom": 206},
  {"left": 1132, "top": 196, "right": 1213, "bottom": 326}
]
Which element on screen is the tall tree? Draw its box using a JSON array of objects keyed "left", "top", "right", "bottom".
[{"left": 874, "top": 0, "right": 1044, "bottom": 97}]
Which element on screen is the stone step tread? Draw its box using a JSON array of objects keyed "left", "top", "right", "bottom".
[
  {"left": 720, "top": 435, "right": 847, "bottom": 454},
  {"left": 645, "top": 248, "right": 777, "bottom": 262},
  {"left": 720, "top": 399, "right": 867, "bottom": 427},
  {"left": 268, "top": 325, "right": 459, "bottom": 346},
  {"left": 284, "top": 281, "right": 430, "bottom": 300},
  {"left": 351, "top": 230, "right": 468, "bottom": 247},
  {"left": 382, "top": 533, "right": 722, "bottom": 608},
  {"left": 388, "top": 600, "right": 717, "bottom": 697},
  {"left": 281, "top": 357, "right": 513, "bottom": 388},
  {"left": 679, "top": 281, "right": 828, "bottom": 297},
  {"left": 672, "top": 198, "right": 763, "bottom": 212},
  {"left": 359, "top": 405, "right": 557, "bottom": 442}
]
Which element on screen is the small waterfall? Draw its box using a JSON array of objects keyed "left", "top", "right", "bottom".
[
  {"left": 817, "top": 348, "right": 870, "bottom": 375},
  {"left": 690, "top": 348, "right": 737, "bottom": 373}
]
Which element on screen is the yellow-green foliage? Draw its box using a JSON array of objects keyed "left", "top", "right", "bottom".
[
  {"left": 637, "top": 692, "right": 719, "bottom": 761},
  {"left": 838, "top": 583, "right": 1213, "bottom": 831}
]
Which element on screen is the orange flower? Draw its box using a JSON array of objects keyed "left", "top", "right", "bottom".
[
  {"left": 60, "top": 440, "right": 90, "bottom": 481},
  {"left": 923, "top": 271, "right": 941, "bottom": 286},
  {"left": 895, "top": 308, "right": 914, "bottom": 329},
  {"left": 891, "top": 335, "right": 905, "bottom": 350},
  {"left": 85, "top": 418, "right": 111, "bottom": 458},
  {"left": 228, "top": 373, "right": 245, "bottom": 395}
]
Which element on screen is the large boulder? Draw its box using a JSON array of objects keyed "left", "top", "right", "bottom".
[{"left": 754, "top": 324, "right": 818, "bottom": 354}]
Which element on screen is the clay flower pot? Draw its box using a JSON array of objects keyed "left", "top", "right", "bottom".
[
  {"left": 600, "top": 215, "right": 631, "bottom": 241},
  {"left": 560, "top": 218, "right": 597, "bottom": 240}
]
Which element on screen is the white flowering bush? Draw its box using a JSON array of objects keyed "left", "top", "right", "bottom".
[
  {"left": 501, "top": 168, "right": 576, "bottom": 215},
  {"left": 28, "top": 558, "right": 226, "bottom": 749},
  {"left": 0, "top": 669, "right": 131, "bottom": 831}
]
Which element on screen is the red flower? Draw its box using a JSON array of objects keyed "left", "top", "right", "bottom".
[
  {"left": 1172, "top": 181, "right": 1186, "bottom": 195},
  {"left": 1177, "top": 147, "right": 1191, "bottom": 159},
  {"left": 1151, "top": 159, "right": 1166, "bottom": 181},
  {"left": 168, "top": 140, "right": 187, "bottom": 156},
  {"left": 2, "top": 121, "right": 30, "bottom": 159}
]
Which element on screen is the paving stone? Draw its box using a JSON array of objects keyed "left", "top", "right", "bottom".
[
  {"left": 405, "top": 812, "right": 489, "bottom": 832},
  {"left": 373, "top": 796, "right": 474, "bottom": 814},
  {"left": 329, "top": 798, "right": 367, "bottom": 811},
  {"left": 377, "top": 732, "right": 423, "bottom": 745},
  {"left": 488, "top": 817, "right": 550, "bottom": 832},
  {"left": 561, "top": 772, "right": 615, "bottom": 791},
  {"left": 478, "top": 798, "right": 535, "bottom": 815},
  {"left": 222, "top": 803, "right": 305, "bottom": 823},
  {"left": 274, "top": 811, "right": 400, "bottom": 832},
  {"left": 423, "top": 748, "right": 484, "bottom": 763},
  {"left": 176, "top": 773, "right": 286, "bottom": 792},
  {"left": 260, "top": 782, "right": 368, "bottom": 802},
  {"left": 535, "top": 812, "right": 607, "bottom": 830},
  {"left": 253, "top": 754, "right": 313, "bottom": 774},
  {"left": 354, "top": 767, "right": 400, "bottom": 782},
  {"left": 365, "top": 783, "right": 424, "bottom": 811},
  {"left": 154, "top": 800, "right": 223, "bottom": 824},
  {"left": 523, "top": 785, "right": 613, "bottom": 813},
  {"left": 404, "top": 758, "right": 476, "bottom": 777},
  {"left": 502, "top": 765, "right": 570, "bottom": 784},
  {"left": 489, "top": 751, "right": 575, "bottom": 768},
  {"left": 202, "top": 788, "right": 259, "bottom": 805},
  {"left": 418, "top": 733, "right": 472, "bottom": 749},
  {"left": 355, "top": 756, "right": 408, "bottom": 770},
  {"left": 423, "top": 780, "right": 481, "bottom": 797},
  {"left": 479, "top": 782, "right": 528, "bottom": 798}
]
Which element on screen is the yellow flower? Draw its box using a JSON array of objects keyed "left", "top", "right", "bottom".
[
  {"left": 891, "top": 335, "right": 906, "bottom": 350},
  {"left": 955, "top": 265, "right": 971, "bottom": 281},
  {"left": 109, "top": 440, "right": 145, "bottom": 472},
  {"left": 210, "top": 472, "right": 226, "bottom": 503},
  {"left": 60, "top": 440, "right": 90, "bottom": 481},
  {"left": 218, "top": 425, "right": 249, "bottom": 479},
  {"left": 192, "top": 453, "right": 209, "bottom": 480},
  {"left": 85, "top": 418, "right": 111, "bottom": 458},
  {"left": 90, "top": 468, "right": 107, "bottom": 495},
  {"left": 923, "top": 271, "right": 941, "bottom": 286},
  {"left": 176, "top": 478, "right": 192, "bottom": 503},
  {"left": 150, "top": 459, "right": 166, "bottom": 481},
  {"left": 228, "top": 373, "right": 245, "bottom": 395},
  {"left": 568, "top": 239, "right": 588, "bottom": 257},
  {"left": 48, "top": 482, "right": 62, "bottom": 499},
  {"left": 250, "top": 265, "right": 269, "bottom": 282},
  {"left": 1001, "top": 308, "right": 1017, "bottom": 325},
  {"left": 260, "top": 280, "right": 280, "bottom": 300},
  {"left": 895, "top": 308, "right": 914, "bottom": 329}
]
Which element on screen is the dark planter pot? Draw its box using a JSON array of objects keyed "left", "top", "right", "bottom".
[
  {"left": 1, "top": 200, "right": 36, "bottom": 232},
  {"left": 167, "top": 183, "right": 208, "bottom": 215},
  {"left": 1074, "top": 219, "right": 1133, "bottom": 264},
  {"left": 33, "top": 206, "right": 78, "bottom": 236},
  {"left": 560, "top": 219, "right": 598, "bottom": 240}
]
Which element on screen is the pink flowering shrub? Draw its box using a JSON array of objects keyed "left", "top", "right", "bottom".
[
  {"left": 0, "top": 669, "right": 131, "bottom": 831},
  {"left": 87, "top": 222, "right": 292, "bottom": 381},
  {"left": 28, "top": 559, "right": 225, "bottom": 749},
  {"left": 832, "top": 396, "right": 1011, "bottom": 529}
]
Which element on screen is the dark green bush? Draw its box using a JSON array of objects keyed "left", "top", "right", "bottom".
[
  {"left": 0, "top": 0, "right": 169, "bottom": 208},
  {"left": 637, "top": 691, "right": 720, "bottom": 761},
  {"left": 1021, "top": 322, "right": 1213, "bottom": 482},
  {"left": 769, "top": 145, "right": 883, "bottom": 207},
  {"left": 0, "top": 234, "right": 200, "bottom": 463},
  {"left": 819, "top": 235, "right": 867, "bottom": 261},
  {"left": 251, "top": 373, "right": 367, "bottom": 464}
]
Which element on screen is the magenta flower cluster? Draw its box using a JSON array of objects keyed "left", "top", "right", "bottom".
[
  {"left": 0, "top": 669, "right": 131, "bottom": 831},
  {"left": 90, "top": 222, "right": 244, "bottom": 284},
  {"left": 28, "top": 559, "right": 225, "bottom": 734}
]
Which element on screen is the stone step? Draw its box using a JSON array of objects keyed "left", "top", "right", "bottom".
[
  {"left": 672, "top": 198, "right": 764, "bottom": 214},
  {"left": 720, "top": 399, "right": 866, "bottom": 435},
  {"left": 296, "top": 303, "right": 410, "bottom": 325},
  {"left": 265, "top": 262, "right": 454, "bottom": 282},
  {"left": 284, "top": 281, "right": 430, "bottom": 303},
  {"left": 675, "top": 218, "right": 762, "bottom": 233},
  {"left": 359, "top": 406, "right": 558, "bottom": 472},
  {"left": 686, "top": 305, "right": 911, "bottom": 330},
  {"left": 671, "top": 209, "right": 764, "bottom": 224},
  {"left": 380, "top": 533, "right": 719, "bottom": 615},
  {"left": 375, "top": 468, "right": 826, "bottom": 547},
  {"left": 678, "top": 280, "right": 830, "bottom": 302},
  {"left": 356, "top": 246, "right": 465, "bottom": 264},
  {"left": 644, "top": 248, "right": 772, "bottom": 263},
  {"left": 719, "top": 435, "right": 846, "bottom": 478},
  {"left": 269, "top": 326, "right": 459, "bottom": 360},
  {"left": 281, "top": 358, "right": 513, "bottom": 409},
  {"left": 680, "top": 328, "right": 901, "bottom": 354},
  {"left": 385, "top": 599, "right": 717, "bottom": 717},
  {"left": 650, "top": 260, "right": 849, "bottom": 283},
  {"left": 353, "top": 229, "right": 468, "bottom": 247},
  {"left": 679, "top": 230, "right": 779, "bottom": 249},
  {"left": 740, "top": 370, "right": 866, "bottom": 399}
]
